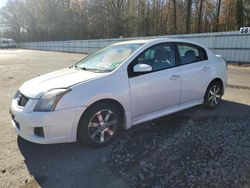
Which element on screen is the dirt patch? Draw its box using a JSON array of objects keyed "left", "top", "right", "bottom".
[{"left": 228, "top": 64, "right": 250, "bottom": 68}]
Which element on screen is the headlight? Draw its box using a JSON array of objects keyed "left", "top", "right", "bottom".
[
  {"left": 13, "top": 90, "right": 21, "bottom": 99},
  {"left": 34, "top": 88, "right": 71, "bottom": 112}
]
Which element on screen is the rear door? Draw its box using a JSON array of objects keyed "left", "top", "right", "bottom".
[{"left": 176, "top": 43, "right": 212, "bottom": 104}]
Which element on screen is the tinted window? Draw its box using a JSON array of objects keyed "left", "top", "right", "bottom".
[
  {"left": 135, "top": 43, "right": 176, "bottom": 72},
  {"left": 177, "top": 43, "right": 207, "bottom": 65}
]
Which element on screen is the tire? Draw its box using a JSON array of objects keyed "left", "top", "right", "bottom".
[
  {"left": 204, "top": 81, "right": 223, "bottom": 109},
  {"left": 78, "top": 102, "right": 122, "bottom": 147}
]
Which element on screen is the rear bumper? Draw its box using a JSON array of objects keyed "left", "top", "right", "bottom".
[{"left": 10, "top": 99, "right": 85, "bottom": 144}]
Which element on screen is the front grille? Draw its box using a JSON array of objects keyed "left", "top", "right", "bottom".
[{"left": 17, "top": 93, "right": 29, "bottom": 107}]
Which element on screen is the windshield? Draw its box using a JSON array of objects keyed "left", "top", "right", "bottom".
[{"left": 75, "top": 43, "right": 142, "bottom": 72}]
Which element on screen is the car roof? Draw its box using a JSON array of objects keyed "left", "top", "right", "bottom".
[
  {"left": 112, "top": 39, "right": 152, "bottom": 45},
  {"left": 112, "top": 38, "right": 206, "bottom": 49}
]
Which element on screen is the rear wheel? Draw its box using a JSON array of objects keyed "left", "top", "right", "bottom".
[
  {"left": 204, "top": 82, "right": 223, "bottom": 109},
  {"left": 78, "top": 102, "right": 122, "bottom": 147}
]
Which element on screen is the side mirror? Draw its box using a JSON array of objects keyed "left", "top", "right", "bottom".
[{"left": 133, "top": 64, "right": 152, "bottom": 73}]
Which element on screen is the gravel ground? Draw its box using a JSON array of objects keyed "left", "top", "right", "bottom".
[
  {"left": 0, "top": 49, "right": 250, "bottom": 188},
  {"left": 108, "top": 116, "right": 250, "bottom": 188}
]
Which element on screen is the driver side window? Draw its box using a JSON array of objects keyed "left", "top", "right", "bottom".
[{"left": 136, "top": 43, "right": 176, "bottom": 72}]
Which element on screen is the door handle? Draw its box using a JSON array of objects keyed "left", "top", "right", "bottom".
[
  {"left": 202, "top": 66, "right": 210, "bottom": 71},
  {"left": 170, "top": 74, "right": 180, "bottom": 80}
]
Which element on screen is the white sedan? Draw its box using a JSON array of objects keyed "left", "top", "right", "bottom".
[{"left": 10, "top": 38, "right": 228, "bottom": 147}]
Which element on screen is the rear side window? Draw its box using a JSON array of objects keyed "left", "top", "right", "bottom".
[{"left": 177, "top": 43, "right": 207, "bottom": 65}]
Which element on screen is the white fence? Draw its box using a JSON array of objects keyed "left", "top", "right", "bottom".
[{"left": 18, "top": 31, "right": 250, "bottom": 63}]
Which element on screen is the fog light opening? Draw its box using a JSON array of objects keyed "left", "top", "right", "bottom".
[{"left": 34, "top": 127, "right": 44, "bottom": 137}]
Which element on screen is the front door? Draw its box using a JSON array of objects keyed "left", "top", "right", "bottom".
[{"left": 128, "top": 43, "right": 181, "bottom": 121}]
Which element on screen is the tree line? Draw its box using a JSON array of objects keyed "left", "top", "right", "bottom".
[{"left": 0, "top": 0, "right": 249, "bottom": 42}]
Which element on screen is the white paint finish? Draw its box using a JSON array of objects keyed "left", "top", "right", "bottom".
[
  {"left": 132, "top": 98, "right": 203, "bottom": 125},
  {"left": 129, "top": 66, "right": 182, "bottom": 119},
  {"left": 10, "top": 98, "right": 85, "bottom": 144},
  {"left": 19, "top": 68, "right": 105, "bottom": 99},
  {"left": 10, "top": 38, "right": 228, "bottom": 144},
  {"left": 180, "top": 60, "right": 212, "bottom": 104}
]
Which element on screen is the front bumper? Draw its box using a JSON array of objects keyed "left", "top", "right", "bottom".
[{"left": 10, "top": 98, "right": 85, "bottom": 144}]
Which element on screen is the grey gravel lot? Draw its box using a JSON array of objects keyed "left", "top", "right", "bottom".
[{"left": 0, "top": 49, "right": 250, "bottom": 188}]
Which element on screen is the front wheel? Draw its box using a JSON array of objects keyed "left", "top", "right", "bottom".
[
  {"left": 78, "top": 102, "right": 122, "bottom": 147},
  {"left": 204, "top": 82, "right": 223, "bottom": 109}
]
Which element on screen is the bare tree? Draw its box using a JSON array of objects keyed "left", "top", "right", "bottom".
[
  {"left": 0, "top": 0, "right": 246, "bottom": 41},
  {"left": 185, "top": 0, "right": 192, "bottom": 33},
  {"left": 236, "top": 0, "right": 244, "bottom": 29},
  {"left": 215, "top": 0, "right": 221, "bottom": 32},
  {"left": 172, "top": 0, "right": 177, "bottom": 34},
  {"left": 197, "top": 0, "right": 204, "bottom": 33}
]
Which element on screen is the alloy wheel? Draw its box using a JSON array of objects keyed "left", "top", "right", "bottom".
[
  {"left": 208, "top": 84, "right": 221, "bottom": 107},
  {"left": 87, "top": 110, "right": 118, "bottom": 144}
]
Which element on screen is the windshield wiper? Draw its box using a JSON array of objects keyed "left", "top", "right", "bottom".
[
  {"left": 72, "top": 65, "right": 90, "bottom": 71},
  {"left": 74, "top": 65, "right": 109, "bottom": 73},
  {"left": 71, "top": 65, "right": 81, "bottom": 70}
]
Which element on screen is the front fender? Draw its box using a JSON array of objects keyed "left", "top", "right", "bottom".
[{"left": 55, "top": 70, "right": 132, "bottom": 129}]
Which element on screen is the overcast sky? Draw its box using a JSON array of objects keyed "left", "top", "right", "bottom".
[
  {"left": 0, "top": 0, "right": 7, "bottom": 8},
  {"left": 0, "top": 0, "right": 7, "bottom": 31}
]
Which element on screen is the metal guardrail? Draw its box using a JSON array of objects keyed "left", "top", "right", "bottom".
[{"left": 18, "top": 31, "right": 250, "bottom": 64}]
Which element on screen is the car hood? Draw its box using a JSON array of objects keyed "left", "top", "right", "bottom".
[{"left": 19, "top": 68, "right": 105, "bottom": 98}]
